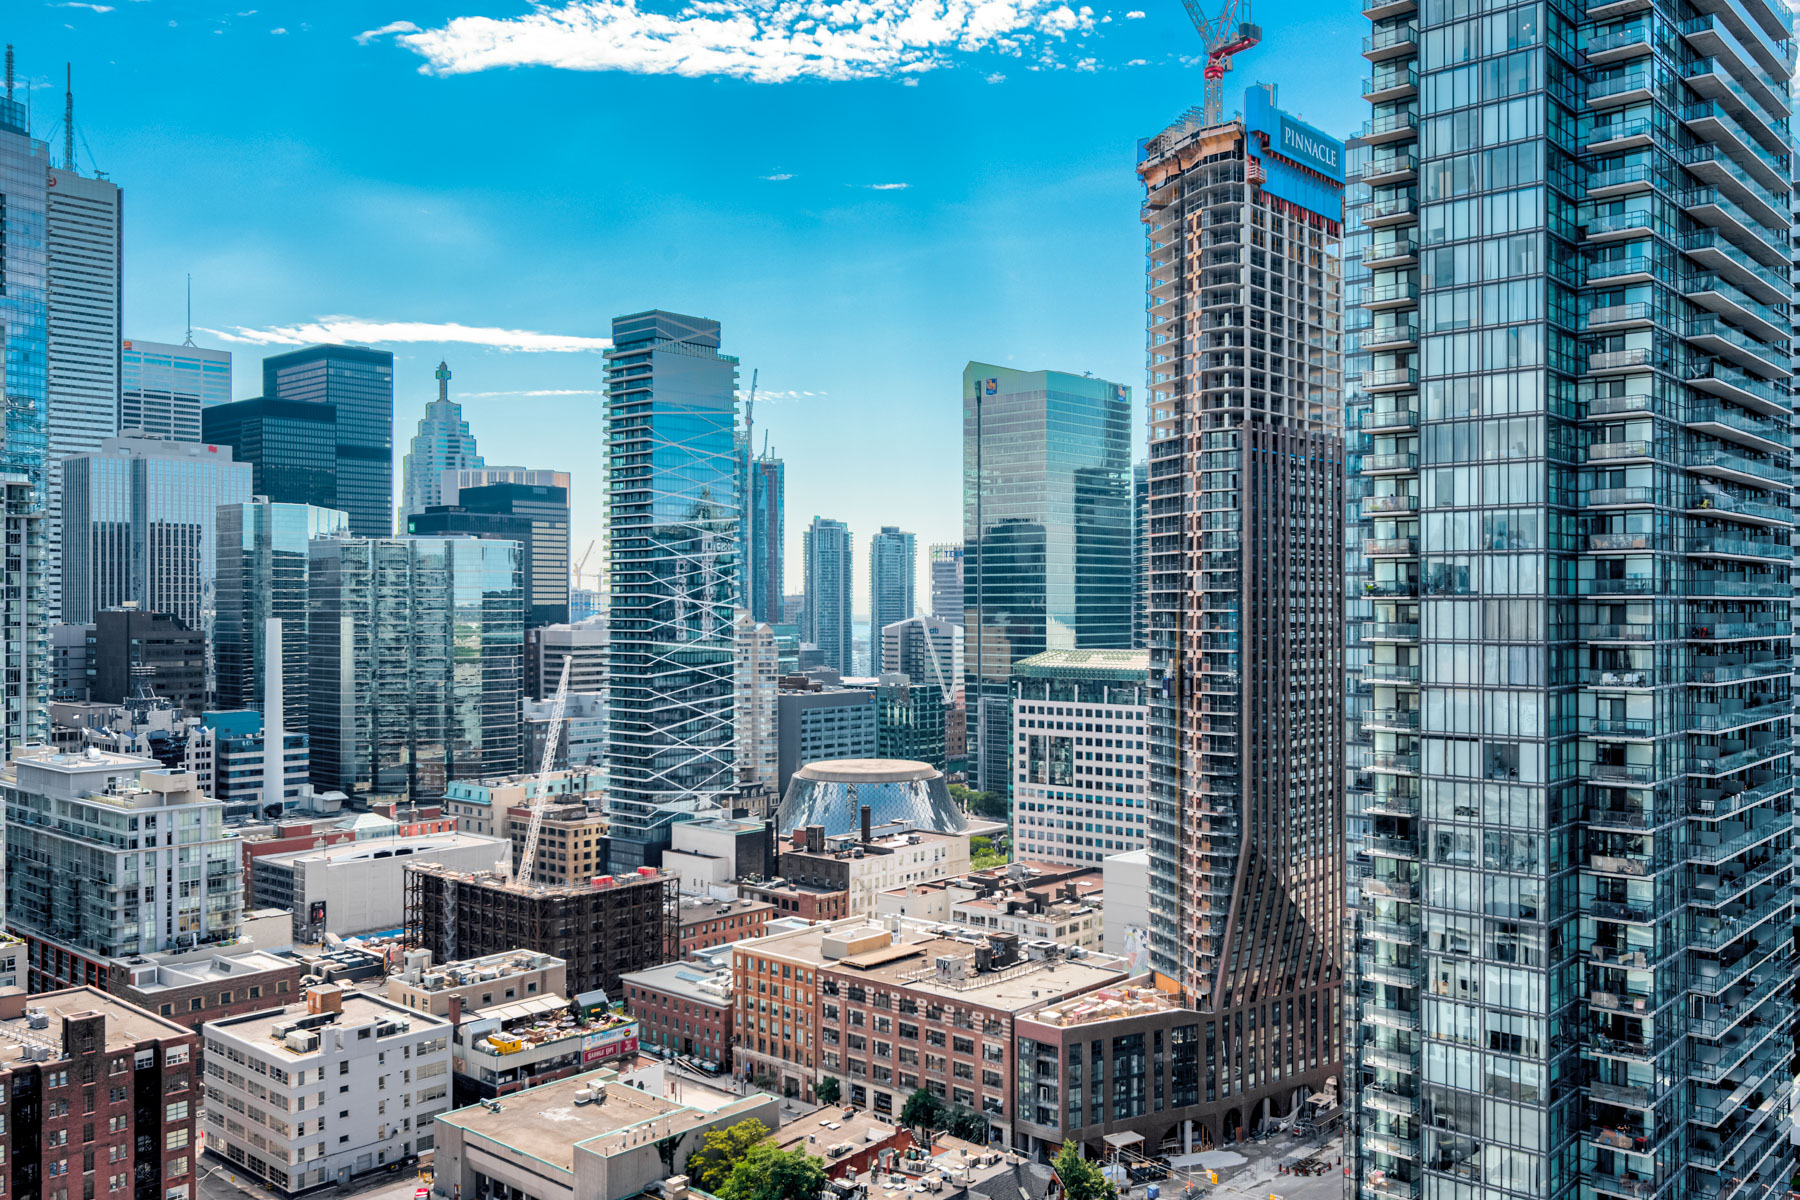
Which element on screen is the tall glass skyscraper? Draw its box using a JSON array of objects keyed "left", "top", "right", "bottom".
[
  {"left": 215, "top": 499, "right": 351, "bottom": 728},
  {"left": 400, "top": 360, "right": 484, "bottom": 520},
  {"left": 307, "top": 535, "right": 524, "bottom": 800},
  {"left": 121, "top": 338, "right": 231, "bottom": 440},
  {"left": 748, "top": 452, "right": 785, "bottom": 624},
  {"left": 263, "top": 344, "right": 395, "bottom": 537},
  {"left": 869, "top": 524, "right": 917, "bottom": 643},
  {"left": 1139, "top": 85, "right": 1346, "bottom": 1143},
  {"left": 1346, "top": 4, "right": 1798, "bottom": 1200},
  {"left": 802, "top": 516, "right": 854, "bottom": 674},
  {"left": 962, "top": 364, "right": 1133, "bottom": 798},
  {"left": 603, "top": 310, "right": 739, "bottom": 823},
  {"left": 202, "top": 396, "right": 339, "bottom": 510}
]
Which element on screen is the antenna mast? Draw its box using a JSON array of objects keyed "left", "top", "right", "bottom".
[
  {"left": 63, "top": 64, "right": 73, "bottom": 171},
  {"left": 5, "top": 47, "right": 14, "bottom": 103},
  {"left": 183, "top": 275, "right": 195, "bottom": 347}
]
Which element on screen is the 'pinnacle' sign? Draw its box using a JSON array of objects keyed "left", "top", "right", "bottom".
[{"left": 1278, "top": 116, "right": 1343, "bottom": 182}]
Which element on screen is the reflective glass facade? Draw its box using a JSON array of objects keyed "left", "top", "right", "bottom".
[
  {"left": 803, "top": 517, "right": 855, "bottom": 674},
  {"left": 263, "top": 344, "right": 395, "bottom": 537},
  {"left": 962, "top": 365, "right": 1134, "bottom": 798},
  {"left": 307, "top": 536, "right": 524, "bottom": 800},
  {"left": 1346, "top": 4, "right": 1799, "bottom": 1200},
  {"left": 409, "top": 482, "right": 571, "bottom": 628},
  {"left": 399, "top": 360, "right": 484, "bottom": 520},
  {"left": 121, "top": 337, "right": 231, "bottom": 440},
  {"left": 0, "top": 99, "right": 48, "bottom": 489},
  {"left": 214, "top": 499, "right": 351, "bottom": 727},
  {"left": 202, "top": 396, "right": 339, "bottom": 510},
  {"left": 749, "top": 454, "right": 785, "bottom": 624},
  {"left": 603, "top": 310, "right": 739, "bottom": 812},
  {"left": 869, "top": 525, "right": 917, "bottom": 642}
]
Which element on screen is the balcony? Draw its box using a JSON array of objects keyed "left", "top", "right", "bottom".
[
  {"left": 1365, "top": 367, "right": 1418, "bottom": 392},
  {"left": 1586, "top": 116, "right": 1656, "bottom": 151},
  {"left": 1363, "top": 66, "right": 1419, "bottom": 102},
  {"left": 1364, "top": 280, "right": 1420, "bottom": 309},
  {"left": 1362, "top": 24, "right": 1420, "bottom": 60},
  {"left": 1363, "top": 321, "right": 1419, "bottom": 351},
  {"left": 1685, "top": 446, "right": 1790, "bottom": 488},
  {"left": 1683, "top": 404, "right": 1790, "bottom": 455},
  {"left": 1362, "top": 236, "right": 1419, "bottom": 268},
  {"left": 1359, "top": 152, "right": 1419, "bottom": 186},
  {"left": 1587, "top": 166, "right": 1656, "bottom": 200},
  {"left": 1584, "top": 300, "right": 1655, "bottom": 330},
  {"left": 1360, "top": 407, "right": 1419, "bottom": 433},
  {"left": 1363, "top": 709, "right": 1420, "bottom": 733},
  {"left": 1588, "top": 532, "right": 1653, "bottom": 551},
  {"left": 1364, "top": 536, "right": 1418, "bottom": 557},
  {"left": 1588, "top": 67, "right": 1655, "bottom": 106},
  {"left": 1588, "top": 439, "right": 1656, "bottom": 464},
  {"left": 1589, "top": 348, "right": 1657, "bottom": 374},
  {"left": 1684, "top": 314, "right": 1790, "bottom": 380},
  {"left": 1587, "top": 20, "right": 1653, "bottom": 60},
  {"left": 1362, "top": 494, "right": 1419, "bottom": 516},
  {"left": 1363, "top": 452, "right": 1418, "bottom": 475}
]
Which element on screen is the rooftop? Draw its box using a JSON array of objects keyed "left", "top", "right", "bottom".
[
  {"left": 792, "top": 759, "right": 939, "bottom": 785},
  {"left": 678, "top": 897, "right": 773, "bottom": 926},
  {"left": 118, "top": 947, "right": 298, "bottom": 995},
  {"left": 405, "top": 860, "right": 671, "bottom": 896},
  {"left": 1021, "top": 982, "right": 1189, "bottom": 1030},
  {"left": 439, "top": 1068, "right": 757, "bottom": 1172},
  {"left": 618, "top": 959, "right": 732, "bottom": 1007},
  {"left": 0, "top": 988, "right": 192, "bottom": 1065},
  {"left": 1012, "top": 649, "right": 1150, "bottom": 680},
  {"left": 209, "top": 988, "right": 448, "bottom": 1054},
  {"left": 396, "top": 950, "right": 564, "bottom": 992},
  {"left": 255, "top": 830, "right": 505, "bottom": 867}
]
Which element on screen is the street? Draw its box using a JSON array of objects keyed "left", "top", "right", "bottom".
[{"left": 197, "top": 1157, "right": 433, "bottom": 1200}]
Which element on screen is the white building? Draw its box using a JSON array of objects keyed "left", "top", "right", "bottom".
[
  {"left": 203, "top": 985, "right": 453, "bottom": 1194},
  {"left": 120, "top": 338, "right": 231, "bottom": 440},
  {"left": 733, "top": 613, "right": 778, "bottom": 795},
  {"left": 874, "top": 861, "right": 1106, "bottom": 950},
  {"left": 45, "top": 167, "right": 122, "bottom": 620},
  {"left": 1008, "top": 649, "right": 1150, "bottom": 866},
  {"left": 251, "top": 830, "right": 510, "bottom": 940},
  {"left": 880, "top": 614, "right": 963, "bottom": 700},
  {"left": 1101, "top": 849, "right": 1150, "bottom": 970},
  {"left": 780, "top": 827, "right": 972, "bottom": 916}
]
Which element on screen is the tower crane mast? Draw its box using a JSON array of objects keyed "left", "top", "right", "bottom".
[
  {"left": 1179, "top": 0, "right": 1261, "bottom": 127},
  {"left": 513, "top": 657, "right": 572, "bottom": 887}
]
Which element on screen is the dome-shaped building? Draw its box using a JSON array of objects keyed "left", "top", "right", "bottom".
[{"left": 776, "top": 758, "right": 967, "bottom": 838}]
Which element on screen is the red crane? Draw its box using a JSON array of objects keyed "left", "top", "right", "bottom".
[{"left": 1180, "top": 0, "right": 1261, "bottom": 126}]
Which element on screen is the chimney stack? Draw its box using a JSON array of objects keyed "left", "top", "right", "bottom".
[
  {"left": 448, "top": 994, "right": 464, "bottom": 1025},
  {"left": 860, "top": 805, "right": 872, "bottom": 844}
]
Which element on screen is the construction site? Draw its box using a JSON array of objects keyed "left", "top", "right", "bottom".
[{"left": 402, "top": 862, "right": 680, "bottom": 1000}]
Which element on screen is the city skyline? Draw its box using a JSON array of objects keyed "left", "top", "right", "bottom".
[{"left": 7, "top": 3, "right": 1368, "bottom": 609}]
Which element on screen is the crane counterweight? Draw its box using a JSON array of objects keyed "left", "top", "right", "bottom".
[{"left": 1178, "top": 0, "right": 1261, "bottom": 126}]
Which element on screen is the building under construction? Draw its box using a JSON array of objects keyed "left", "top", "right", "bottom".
[{"left": 403, "top": 863, "right": 680, "bottom": 999}]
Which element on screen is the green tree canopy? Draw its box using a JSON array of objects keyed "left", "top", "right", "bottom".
[
  {"left": 1052, "top": 1141, "right": 1118, "bottom": 1200},
  {"left": 901, "top": 1088, "right": 946, "bottom": 1146},
  {"left": 683, "top": 1117, "right": 771, "bottom": 1192},
  {"left": 814, "top": 1076, "right": 841, "bottom": 1105},
  {"left": 714, "top": 1141, "right": 828, "bottom": 1200}
]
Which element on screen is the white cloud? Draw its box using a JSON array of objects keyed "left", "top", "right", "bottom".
[
  {"left": 864, "top": 182, "right": 910, "bottom": 189},
  {"left": 359, "top": 0, "right": 1098, "bottom": 83},
  {"left": 459, "top": 389, "right": 606, "bottom": 398},
  {"left": 761, "top": 172, "right": 795, "bottom": 180},
  {"left": 49, "top": 3, "right": 116, "bottom": 12},
  {"left": 270, "top": 26, "right": 287, "bottom": 33},
  {"left": 985, "top": 71, "right": 1005, "bottom": 81},
  {"left": 201, "top": 317, "right": 612, "bottom": 353},
  {"left": 356, "top": 19, "right": 420, "bottom": 44},
  {"left": 1124, "top": 8, "right": 1145, "bottom": 15}
]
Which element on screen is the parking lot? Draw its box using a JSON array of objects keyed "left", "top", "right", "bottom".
[{"left": 1112, "top": 1129, "right": 1346, "bottom": 1200}]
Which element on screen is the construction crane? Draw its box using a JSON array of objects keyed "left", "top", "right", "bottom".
[
  {"left": 511, "top": 657, "right": 573, "bottom": 887},
  {"left": 572, "top": 538, "right": 596, "bottom": 591},
  {"left": 1180, "top": 0, "right": 1261, "bottom": 127}
]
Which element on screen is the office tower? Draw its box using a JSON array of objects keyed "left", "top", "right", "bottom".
[
  {"left": 880, "top": 613, "right": 964, "bottom": 700},
  {"left": 603, "top": 310, "right": 739, "bottom": 813},
  {"left": 308, "top": 536, "right": 524, "bottom": 800},
  {"left": 214, "top": 499, "right": 351, "bottom": 725},
  {"left": 748, "top": 451, "right": 785, "bottom": 623},
  {"left": 400, "top": 360, "right": 484, "bottom": 520},
  {"left": 802, "top": 517, "right": 854, "bottom": 674},
  {"left": 5, "top": 746, "right": 243, "bottom": 961},
  {"left": 408, "top": 479, "right": 570, "bottom": 627},
  {"left": 1132, "top": 461, "right": 1149, "bottom": 649},
  {"left": 262, "top": 344, "right": 394, "bottom": 537},
  {"left": 734, "top": 612, "right": 779, "bottom": 796},
  {"left": 86, "top": 608, "right": 206, "bottom": 714},
  {"left": 874, "top": 675, "right": 946, "bottom": 768},
  {"left": 61, "top": 436, "right": 253, "bottom": 630},
  {"left": 1342, "top": 4, "right": 1800, "bottom": 1195},
  {"left": 569, "top": 587, "right": 603, "bottom": 623},
  {"left": 1010, "top": 649, "right": 1148, "bottom": 866},
  {"left": 1139, "top": 85, "right": 1345, "bottom": 1139},
  {"left": 868, "top": 525, "right": 916, "bottom": 642},
  {"left": 440, "top": 466, "right": 568, "bottom": 504},
  {"left": 0, "top": 93, "right": 49, "bottom": 488},
  {"left": 962, "top": 365, "right": 1133, "bottom": 798},
  {"left": 775, "top": 679, "right": 878, "bottom": 794},
  {"left": 928, "top": 543, "right": 964, "bottom": 625},
  {"left": 45, "top": 165, "right": 123, "bottom": 621},
  {"left": 183, "top": 708, "right": 310, "bottom": 821},
  {"left": 525, "top": 619, "right": 607, "bottom": 700},
  {"left": 202, "top": 395, "right": 338, "bottom": 510},
  {"left": 120, "top": 337, "right": 229, "bottom": 441}
]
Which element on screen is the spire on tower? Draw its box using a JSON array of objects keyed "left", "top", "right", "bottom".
[
  {"left": 436, "top": 361, "right": 451, "bottom": 403},
  {"left": 5, "top": 46, "right": 14, "bottom": 103},
  {"left": 63, "top": 64, "right": 74, "bottom": 172}
]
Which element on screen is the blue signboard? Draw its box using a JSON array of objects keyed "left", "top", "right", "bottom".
[
  {"left": 1277, "top": 115, "right": 1344, "bottom": 182},
  {"left": 1243, "top": 86, "right": 1346, "bottom": 221}
]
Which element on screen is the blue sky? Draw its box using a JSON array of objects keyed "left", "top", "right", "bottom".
[{"left": 18, "top": 0, "right": 1361, "bottom": 609}]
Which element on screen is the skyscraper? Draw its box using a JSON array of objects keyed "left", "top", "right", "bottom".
[
  {"left": 1132, "top": 460, "right": 1148, "bottom": 649},
  {"left": 214, "top": 498, "right": 352, "bottom": 727},
  {"left": 928, "top": 543, "right": 964, "bottom": 625},
  {"left": 408, "top": 479, "right": 571, "bottom": 627},
  {"left": 308, "top": 535, "right": 524, "bottom": 800},
  {"left": 400, "top": 360, "right": 484, "bottom": 520},
  {"left": 603, "top": 310, "right": 739, "bottom": 816},
  {"left": 962, "top": 365, "right": 1133, "bottom": 798},
  {"left": 748, "top": 452, "right": 785, "bottom": 624},
  {"left": 802, "top": 517, "right": 854, "bottom": 674},
  {"left": 733, "top": 612, "right": 779, "bottom": 799},
  {"left": 45, "top": 166, "right": 123, "bottom": 620},
  {"left": 61, "top": 436, "right": 253, "bottom": 630},
  {"left": 1139, "top": 85, "right": 1345, "bottom": 1140},
  {"left": 1345, "top": 4, "right": 1800, "bottom": 1195},
  {"left": 880, "top": 613, "right": 963, "bottom": 701},
  {"left": 868, "top": 525, "right": 916, "bottom": 642},
  {"left": 202, "top": 396, "right": 338, "bottom": 509},
  {"left": 262, "top": 344, "right": 395, "bottom": 537},
  {"left": 120, "top": 338, "right": 230, "bottom": 440}
]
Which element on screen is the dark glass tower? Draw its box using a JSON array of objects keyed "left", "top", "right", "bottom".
[
  {"left": 262, "top": 344, "right": 395, "bottom": 537},
  {"left": 408, "top": 481, "right": 571, "bottom": 627},
  {"left": 749, "top": 453, "right": 785, "bottom": 624},
  {"left": 202, "top": 397, "right": 339, "bottom": 510},
  {"left": 1345, "top": 3, "right": 1800, "bottom": 1199},
  {"left": 961, "top": 364, "right": 1133, "bottom": 798}
]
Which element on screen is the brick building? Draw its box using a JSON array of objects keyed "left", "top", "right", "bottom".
[
  {"left": 737, "top": 878, "right": 849, "bottom": 921},
  {"left": 621, "top": 950, "right": 734, "bottom": 1071},
  {"left": 0, "top": 987, "right": 201, "bottom": 1200},
  {"left": 678, "top": 897, "right": 774, "bottom": 957}
]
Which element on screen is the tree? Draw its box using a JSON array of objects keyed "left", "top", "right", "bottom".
[
  {"left": 901, "top": 1088, "right": 946, "bottom": 1147},
  {"left": 715, "top": 1142, "right": 828, "bottom": 1200},
  {"left": 814, "top": 1075, "right": 841, "bottom": 1105},
  {"left": 683, "top": 1118, "right": 771, "bottom": 1192},
  {"left": 1052, "top": 1140, "right": 1118, "bottom": 1200},
  {"left": 970, "top": 836, "right": 1008, "bottom": 870},
  {"left": 945, "top": 1104, "right": 992, "bottom": 1143}
]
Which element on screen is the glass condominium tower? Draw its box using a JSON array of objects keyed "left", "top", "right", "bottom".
[
  {"left": 1346, "top": 2, "right": 1798, "bottom": 1200},
  {"left": 1139, "top": 85, "right": 1346, "bottom": 1143},
  {"left": 603, "top": 310, "right": 740, "bottom": 811}
]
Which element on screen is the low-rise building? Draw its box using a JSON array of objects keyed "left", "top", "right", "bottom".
[
  {"left": 678, "top": 897, "right": 774, "bottom": 957},
  {"left": 111, "top": 943, "right": 304, "bottom": 1031},
  {"left": 202, "top": 985, "right": 454, "bottom": 1194},
  {"left": 661, "top": 816, "right": 775, "bottom": 892},
  {"left": 441, "top": 768, "right": 606, "bottom": 838},
  {"left": 238, "top": 803, "right": 456, "bottom": 901},
  {"left": 876, "top": 862, "right": 1106, "bottom": 950},
  {"left": 501, "top": 800, "right": 610, "bottom": 886},
  {"left": 778, "top": 823, "right": 971, "bottom": 915},
  {"left": 386, "top": 949, "right": 569, "bottom": 1018},
  {"left": 736, "top": 877, "right": 850, "bottom": 921},
  {"left": 621, "top": 950, "right": 734, "bottom": 1070},
  {"left": 255, "top": 830, "right": 511, "bottom": 941},
  {"left": 431, "top": 1068, "right": 781, "bottom": 1200},
  {"left": 0, "top": 987, "right": 200, "bottom": 1200}
]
